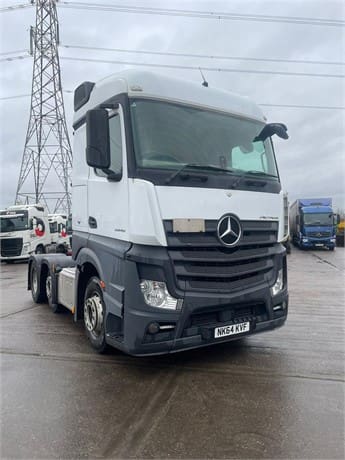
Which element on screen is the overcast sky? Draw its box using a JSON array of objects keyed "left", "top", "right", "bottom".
[{"left": 0, "top": 0, "right": 344, "bottom": 211}]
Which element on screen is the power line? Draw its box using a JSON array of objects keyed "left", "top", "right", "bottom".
[
  {"left": 58, "top": 2, "right": 345, "bottom": 27},
  {"left": 0, "top": 49, "right": 28, "bottom": 56},
  {"left": 59, "top": 55, "right": 345, "bottom": 78},
  {"left": 62, "top": 44, "right": 345, "bottom": 67},
  {"left": 260, "top": 103, "right": 345, "bottom": 110},
  {"left": 0, "top": 54, "right": 31, "bottom": 62},
  {"left": 0, "top": 3, "right": 33, "bottom": 13},
  {"left": 1, "top": 93, "right": 344, "bottom": 110}
]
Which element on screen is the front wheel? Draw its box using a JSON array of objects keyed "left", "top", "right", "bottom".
[
  {"left": 35, "top": 245, "right": 45, "bottom": 255},
  {"left": 83, "top": 277, "right": 108, "bottom": 353}
]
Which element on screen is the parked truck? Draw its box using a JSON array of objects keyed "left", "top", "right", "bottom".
[
  {"left": 0, "top": 204, "right": 51, "bottom": 262},
  {"left": 48, "top": 214, "right": 71, "bottom": 254},
  {"left": 290, "top": 198, "right": 336, "bottom": 250},
  {"left": 27, "top": 70, "right": 289, "bottom": 356}
]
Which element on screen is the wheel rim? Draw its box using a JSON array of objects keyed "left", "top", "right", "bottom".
[
  {"left": 32, "top": 269, "right": 38, "bottom": 294},
  {"left": 46, "top": 275, "right": 52, "bottom": 302},
  {"left": 84, "top": 293, "right": 104, "bottom": 337}
]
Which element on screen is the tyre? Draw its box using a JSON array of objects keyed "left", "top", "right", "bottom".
[
  {"left": 83, "top": 277, "right": 108, "bottom": 353},
  {"left": 30, "top": 263, "right": 46, "bottom": 303},
  {"left": 329, "top": 247, "right": 335, "bottom": 251},
  {"left": 35, "top": 245, "right": 45, "bottom": 255},
  {"left": 45, "top": 271, "right": 62, "bottom": 313}
]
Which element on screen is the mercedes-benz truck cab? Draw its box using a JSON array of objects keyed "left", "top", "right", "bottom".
[
  {"left": 28, "top": 70, "right": 289, "bottom": 356},
  {"left": 0, "top": 204, "right": 50, "bottom": 261}
]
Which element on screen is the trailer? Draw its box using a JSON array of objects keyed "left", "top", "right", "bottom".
[{"left": 28, "top": 70, "right": 289, "bottom": 356}]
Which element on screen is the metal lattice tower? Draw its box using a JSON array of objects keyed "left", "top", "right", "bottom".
[{"left": 15, "top": 0, "right": 72, "bottom": 214}]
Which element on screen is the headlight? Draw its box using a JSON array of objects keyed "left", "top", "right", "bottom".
[
  {"left": 271, "top": 269, "right": 284, "bottom": 296},
  {"left": 22, "top": 242, "right": 31, "bottom": 253},
  {"left": 302, "top": 238, "right": 309, "bottom": 242},
  {"left": 140, "top": 280, "right": 182, "bottom": 310}
]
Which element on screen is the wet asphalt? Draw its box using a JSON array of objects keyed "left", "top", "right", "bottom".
[{"left": 1, "top": 247, "right": 344, "bottom": 459}]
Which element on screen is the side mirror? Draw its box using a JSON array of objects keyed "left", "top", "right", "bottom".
[
  {"left": 254, "top": 123, "right": 289, "bottom": 142},
  {"left": 86, "top": 109, "right": 110, "bottom": 169},
  {"left": 29, "top": 218, "right": 33, "bottom": 230},
  {"left": 335, "top": 214, "right": 340, "bottom": 225}
]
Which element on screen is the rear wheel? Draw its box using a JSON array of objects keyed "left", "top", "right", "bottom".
[
  {"left": 84, "top": 277, "right": 108, "bottom": 353},
  {"left": 45, "top": 272, "right": 62, "bottom": 313},
  {"left": 30, "top": 263, "right": 46, "bottom": 303}
]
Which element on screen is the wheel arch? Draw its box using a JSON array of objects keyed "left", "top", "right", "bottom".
[{"left": 74, "top": 248, "right": 104, "bottom": 321}]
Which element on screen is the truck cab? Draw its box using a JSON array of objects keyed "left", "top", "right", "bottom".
[
  {"left": 0, "top": 204, "right": 51, "bottom": 261},
  {"left": 28, "top": 70, "right": 289, "bottom": 356},
  {"left": 290, "top": 198, "right": 336, "bottom": 250},
  {"left": 48, "top": 214, "right": 70, "bottom": 253}
]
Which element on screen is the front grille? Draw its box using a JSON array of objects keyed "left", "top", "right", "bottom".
[
  {"left": 0, "top": 238, "right": 23, "bottom": 257},
  {"left": 308, "top": 231, "right": 331, "bottom": 238},
  {"left": 164, "top": 220, "right": 278, "bottom": 292}
]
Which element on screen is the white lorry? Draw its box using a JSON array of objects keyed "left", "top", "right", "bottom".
[
  {"left": 28, "top": 70, "right": 289, "bottom": 356},
  {"left": 0, "top": 204, "right": 51, "bottom": 262},
  {"left": 48, "top": 214, "right": 71, "bottom": 253}
]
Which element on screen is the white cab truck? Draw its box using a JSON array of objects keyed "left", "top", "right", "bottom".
[
  {"left": 28, "top": 70, "right": 289, "bottom": 356},
  {"left": 0, "top": 204, "right": 51, "bottom": 262},
  {"left": 48, "top": 214, "right": 71, "bottom": 253}
]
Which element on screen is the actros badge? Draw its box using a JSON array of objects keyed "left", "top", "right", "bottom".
[{"left": 217, "top": 215, "right": 242, "bottom": 247}]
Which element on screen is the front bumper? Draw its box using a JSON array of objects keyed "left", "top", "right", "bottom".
[
  {"left": 108, "top": 282, "right": 288, "bottom": 356},
  {"left": 0, "top": 254, "right": 30, "bottom": 261},
  {"left": 301, "top": 238, "right": 335, "bottom": 248}
]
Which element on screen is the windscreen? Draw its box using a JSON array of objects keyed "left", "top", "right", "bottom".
[
  {"left": 130, "top": 99, "right": 279, "bottom": 178},
  {"left": 0, "top": 211, "right": 29, "bottom": 232},
  {"left": 303, "top": 213, "right": 333, "bottom": 226}
]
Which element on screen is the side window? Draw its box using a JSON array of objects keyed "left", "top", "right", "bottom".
[
  {"left": 95, "top": 113, "right": 123, "bottom": 177},
  {"left": 49, "top": 222, "right": 58, "bottom": 233}
]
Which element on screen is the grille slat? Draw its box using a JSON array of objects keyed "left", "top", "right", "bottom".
[
  {"left": 164, "top": 219, "right": 278, "bottom": 292},
  {"left": 169, "top": 245, "right": 275, "bottom": 263},
  {"left": 175, "top": 258, "right": 273, "bottom": 279}
]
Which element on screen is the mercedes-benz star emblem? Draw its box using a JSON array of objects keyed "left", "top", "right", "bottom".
[{"left": 217, "top": 214, "right": 242, "bottom": 247}]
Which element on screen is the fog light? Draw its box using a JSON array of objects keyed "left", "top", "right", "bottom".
[
  {"left": 271, "top": 269, "right": 284, "bottom": 296},
  {"left": 302, "top": 238, "right": 309, "bottom": 242},
  {"left": 140, "top": 280, "right": 182, "bottom": 310},
  {"left": 147, "top": 322, "right": 160, "bottom": 334}
]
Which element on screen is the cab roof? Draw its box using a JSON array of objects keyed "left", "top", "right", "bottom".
[{"left": 73, "top": 69, "right": 265, "bottom": 127}]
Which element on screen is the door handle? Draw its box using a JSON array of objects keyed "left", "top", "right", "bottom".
[{"left": 88, "top": 216, "right": 97, "bottom": 228}]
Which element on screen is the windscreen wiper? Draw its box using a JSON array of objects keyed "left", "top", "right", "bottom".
[
  {"left": 165, "top": 164, "right": 234, "bottom": 184},
  {"left": 232, "top": 170, "right": 278, "bottom": 189}
]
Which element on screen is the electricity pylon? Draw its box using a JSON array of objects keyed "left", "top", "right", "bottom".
[{"left": 15, "top": 0, "right": 72, "bottom": 214}]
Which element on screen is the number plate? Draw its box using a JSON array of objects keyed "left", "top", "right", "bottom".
[{"left": 214, "top": 321, "right": 250, "bottom": 339}]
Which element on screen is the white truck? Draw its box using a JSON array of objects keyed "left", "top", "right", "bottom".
[
  {"left": 0, "top": 204, "right": 51, "bottom": 262},
  {"left": 28, "top": 70, "right": 289, "bottom": 356},
  {"left": 48, "top": 214, "right": 71, "bottom": 253}
]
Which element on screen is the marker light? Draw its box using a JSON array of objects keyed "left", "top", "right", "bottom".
[{"left": 140, "top": 280, "right": 182, "bottom": 310}]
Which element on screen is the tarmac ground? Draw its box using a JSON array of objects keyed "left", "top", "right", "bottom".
[{"left": 1, "top": 246, "right": 344, "bottom": 459}]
